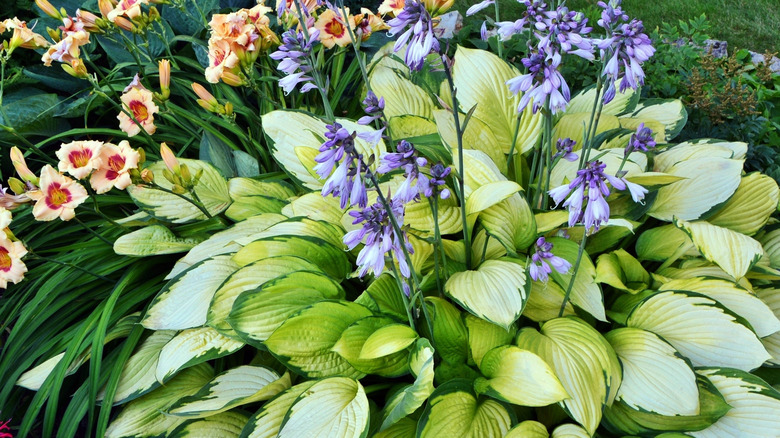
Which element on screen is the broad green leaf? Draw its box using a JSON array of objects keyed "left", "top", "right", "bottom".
[
  {"left": 143, "top": 256, "right": 239, "bottom": 330},
  {"left": 281, "top": 192, "right": 345, "bottom": 224},
  {"left": 360, "top": 324, "right": 418, "bottom": 360},
  {"left": 674, "top": 219, "right": 763, "bottom": 280},
  {"left": 626, "top": 291, "right": 771, "bottom": 371},
  {"left": 234, "top": 217, "right": 345, "bottom": 249},
  {"left": 758, "top": 229, "right": 780, "bottom": 269},
  {"left": 465, "top": 181, "right": 522, "bottom": 227},
  {"left": 354, "top": 273, "right": 407, "bottom": 320},
  {"left": 264, "top": 301, "right": 372, "bottom": 378},
  {"left": 168, "top": 411, "right": 249, "bottom": 438},
  {"left": 516, "top": 317, "right": 622, "bottom": 435},
  {"left": 595, "top": 249, "right": 650, "bottom": 294},
  {"left": 630, "top": 99, "right": 688, "bottom": 140},
  {"left": 523, "top": 280, "right": 576, "bottom": 322},
  {"left": 370, "top": 65, "right": 434, "bottom": 120},
  {"left": 105, "top": 363, "right": 214, "bottom": 438},
  {"left": 240, "top": 380, "right": 317, "bottom": 438},
  {"left": 707, "top": 172, "right": 780, "bottom": 235},
  {"left": 434, "top": 109, "right": 507, "bottom": 173},
  {"left": 606, "top": 328, "right": 699, "bottom": 416},
  {"left": 387, "top": 115, "right": 438, "bottom": 139},
  {"left": 374, "top": 417, "right": 417, "bottom": 438},
  {"left": 755, "top": 288, "right": 780, "bottom": 366},
  {"left": 635, "top": 224, "right": 697, "bottom": 262},
  {"left": 480, "top": 193, "right": 537, "bottom": 253},
  {"left": 225, "top": 195, "right": 288, "bottom": 221},
  {"left": 380, "top": 339, "right": 435, "bottom": 431},
  {"left": 127, "top": 159, "right": 231, "bottom": 223},
  {"left": 114, "top": 225, "right": 202, "bottom": 256},
  {"left": 551, "top": 424, "right": 590, "bottom": 438},
  {"left": 567, "top": 84, "right": 639, "bottom": 116},
  {"left": 168, "top": 366, "right": 290, "bottom": 418},
  {"left": 417, "top": 379, "right": 513, "bottom": 438},
  {"left": 464, "top": 314, "right": 515, "bottom": 368},
  {"left": 233, "top": 235, "right": 350, "bottom": 279},
  {"left": 553, "top": 112, "right": 621, "bottom": 150},
  {"left": 535, "top": 211, "right": 570, "bottom": 234},
  {"left": 452, "top": 149, "right": 504, "bottom": 198},
  {"left": 505, "top": 421, "right": 549, "bottom": 438},
  {"left": 423, "top": 297, "right": 469, "bottom": 364},
  {"left": 228, "top": 178, "right": 295, "bottom": 200},
  {"left": 155, "top": 327, "right": 244, "bottom": 383},
  {"left": 445, "top": 259, "right": 528, "bottom": 330},
  {"left": 331, "top": 316, "right": 411, "bottom": 377},
  {"left": 548, "top": 237, "right": 606, "bottom": 321},
  {"left": 475, "top": 345, "right": 568, "bottom": 406}
]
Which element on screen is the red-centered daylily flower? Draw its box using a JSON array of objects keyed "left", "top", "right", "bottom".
[
  {"left": 90, "top": 140, "right": 140, "bottom": 194},
  {"left": 378, "top": 0, "right": 405, "bottom": 17},
  {"left": 118, "top": 78, "right": 159, "bottom": 137},
  {"left": 0, "top": 233, "right": 27, "bottom": 289},
  {"left": 56, "top": 140, "right": 104, "bottom": 180},
  {"left": 29, "top": 165, "right": 88, "bottom": 221},
  {"left": 315, "top": 8, "right": 354, "bottom": 49}
]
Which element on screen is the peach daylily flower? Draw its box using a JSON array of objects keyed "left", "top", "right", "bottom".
[
  {"left": 56, "top": 140, "right": 104, "bottom": 180},
  {"left": 314, "top": 8, "right": 354, "bottom": 49},
  {"left": 107, "top": 0, "right": 148, "bottom": 21},
  {"left": 118, "top": 80, "right": 159, "bottom": 137},
  {"left": 0, "top": 208, "right": 11, "bottom": 230},
  {"left": 42, "top": 30, "right": 89, "bottom": 66},
  {"left": 209, "top": 11, "right": 257, "bottom": 50},
  {"left": 30, "top": 165, "right": 88, "bottom": 221},
  {"left": 90, "top": 141, "right": 140, "bottom": 193},
  {"left": 204, "top": 38, "right": 240, "bottom": 84},
  {"left": 2, "top": 18, "right": 49, "bottom": 51},
  {"left": 0, "top": 234, "right": 28, "bottom": 289},
  {"left": 378, "top": 0, "right": 405, "bottom": 17}
]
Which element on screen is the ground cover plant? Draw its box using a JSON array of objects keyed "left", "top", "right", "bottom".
[{"left": 1, "top": 0, "right": 780, "bottom": 437}]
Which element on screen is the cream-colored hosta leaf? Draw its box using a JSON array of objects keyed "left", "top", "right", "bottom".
[
  {"left": 155, "top": 328, "right": 244, "bottom": 383},
  {"left": 606, "top": 327, "right": 699, "bottom": 416},
  {"left": 475, "top": 345, "right": 568, "bottom": 406},
  {"left": 465, "top": 181, "right": 521, "bottom": 228},
  {"left": 105, "top": 363, "right": 214, "bottom": 438},
  {"left": 595, "top": 249, "right": 650, "bottom": 294},
  {"left": 127, "top": 159, "right": 231, "bottom": 223},
  {"left": 755, "top": 288, "right": 780, "bottom": 365},
  {"left": 225, "top": 195, "right": 288, "bottom": 221},
  {"left": 464, "top": 314, "right": 515, "bottom": 368},
  {"left": 548, "top": 237, "right": 606, "bottom": 322},
  {"left": 448, "top": 46, "right": 541, "bottom": 154},
  {"left": 759, "top": 229, "right": 780, "bottom": 270},
  {"left": 234, "top": 217, "right": 345, "bottom": 249},
  {"left": 567, "top": 84, "right": 639, "bottom": 116},
  {"left": 505, "top": 421, "right": 549, "bottom": 438},
  {"left": 261, "top": 111, "right": 385, "bottom": 189},
  {"left": 654, "top": 139, "right": 747, "bottom": 170},
  {"left": 471, "top": 228, "right": 508, "bottom": 263},
  {"left": 657, "top": 264, "right": 754, "bottom": 292},
  {"left": 660, "top": 278, "right": 780, "bottom": 338},
  {"left": 143, "top": 256, "right": 239, "bottom": 331},
  {"left": 630, "top": 99, "right": 688, "bottom": 140},
  {"left": 228, "top": 178, "right": 295, "bottom": 199},
  {"left": 370, "top": 64, "right": 434, "bottom": 120},
  {"left": 169, "top": 366, "right": 289, "bottom": 418},
  {"left": 402, "top": 187, "right": 463, "bottom": 237},
  {"left": 551, "top": 424, "right": 591, "bottom": 438},
  {"left": 626, "top": 291, "right": 770, "bottom": 371},
  {"left": 241, "top": 380, "right": 317, "bottom": 438},
  {"left": 281, "top": 192, "right": 345, "bottom": 225},
  {"left": 550, "top": 147, "right": 645, "bottom": 189},
  {"left": 445, "top": 259, "right": 528, "bottom": 330},
  {"left": 691, "top": 368, "right": 780, "bottom": 438},
  {"left": 168, "top": 213, "right": 287, "bottom": 279},
  {"left": 380, "top": 338, "right": 435, "bottom": 431},
  {"left": 452, "top": 149, "right": 505, "bottom": 197},
  {"left": 434, "top": 109, "right": 506, "bottom": 173},
  {"left": 480, "top": 193, "right": 537, "bottom": 253},
  {"left": 707, "top": 172, "right": 780, "bottom": 235},
  {"left": 264, "top": 301, "right": 372, "bottom": 378},
  {"left": 331, "top": 317, "right": 411, "bottom": 377},
  {"left": 114, "top": 225, "right": 202, "bottom": 256},
  {"left": 624, "top": 171, "right": 686, "bottom": 188},
  {"left": 359, "top": 324, "right": 418, "bottom": 360},
  {"left": 523, "top": 280, "right": 576, "bottom": 322},
  {"left": 417, "top": 380, "right": 513, "bottom": 438},
  {"left": 516, "top": 317, "right": 622, "bottom": 435},
  {"left": 535, "top": 210, "right": 569, "bottom": 234},
  {"left": 387, "top": 115, "right": 438, "bottom": 139},
  {"left": 225, "top": 179, "right": 295, "bottom": 221},
  {"left": 674, "top": 219, "right": 763, "bottom": 280},
  {"left": 423, "top": 297, "right": 469, "bottom": 364},
  {"left": 552, "top": 113, "right": 621, "bottom": 151},
  {"left": 168, "top": 411, "right": 249, "bottom": 438},
  {"left": 233, "top": 235, "right": 350, "bottom": 279},
  {"left": 636, "top": 223, "right": 697, "bottom": 261}
]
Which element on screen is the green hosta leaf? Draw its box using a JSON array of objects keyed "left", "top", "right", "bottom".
[
  {"left": 548, "top": 237, "right": 606, "bottom": 322},
  {"left": 374, "top": 417, "right": 417, "bottom": 438},
  {"left": 567, "top": 84, "right": 639, "bottom": 116},
  {"left": 127, "top": 159, "right": 231, "bottom": 223},
  {"left": 707, "top": 172, "right": 780, "bottom": 235},
  {"left": 434, "top": 109, "right": 507, "bottom": 173},
  {"left": 168, "top": 411, "right": 249, "bottom": 438},
  {"left": 635, "top": 224, "right": 697, "bottom": 261},
  {"left": 758, "top": 229, "right": 780, "bottom": 270},
  {"left": 143, "top": 256, "right": 239, "bottom": 330},
  {"left": 626, "top": 291, "right": 770, "bottom": 371},
  {"left": 630, "top": 99, "right": 688, "bottom": 140},
  {"left": 114, "top": 225, "right": 202, "bottom": 256},
  {"left": 155, "top": 327, "right": 244, "bottom": 383},
  {"left": 354, "top": 273, "right": 407, "bottom": 320},
  {"left": 516, "top": 317, "right": 622, "bottom": 435},
  {"left": 360, "top": 324, "right": 418, "bottom": 360},
  {"left": 445, "top": 259, "right": 528, "bottom": 330},
  {"left": 605, "top": 328, "right": 699, "bottom": 416},
  {"left": 264, "top": 301, "right": 372, "bottom": 378},
  {"left": 535, "top": 211, "right": 569, "bottom": 234},
  {"left": 505, "top": 421, "right": 549, "bottom": 438},
  {"left": 674, "top": 219, "right": 763, "bottom": 280},
  {"left": 523, "top": 280, "right": 576, "bottom": 322},
  {"left": 168, "top": 366, "right": 290, "bottom": 418},
  {"left": 225, "top": 195, "right": 289, "bottom": 221},
  {"left": 387, "top": 115, "right": 438, "bottom": 139},
  {"left": 550, "top": 424, "right": 590, "bottom": 438},
  {"left": 281, "top": 192, "right": 345, "bottom": 224},
  {"left": 423, "top": 297, "right": 469, "bottom": 364},
  {"left": 240, "top": 380, "right": 317, "bottom": 438},
  {"left": 228, "top": 178, "right": 295, "bottom": 200},
  {"left": 417, "top": 379, "right": 513, "bottom": 438},
  {"left": 464, "top": 314, "right": 515, "bottom": 368},
  {"left": 475, "top": 345, "right": 568, "bottom": 406},
  {"left": 403, "top": 187, "right": 463, "bottom": 237},
  {"left": 331, "top": 316, "right": 411, "bottom": 377},
  {"left": 465, "top": 181, "right": 522, "bottom": 229},
  {"left": 480, "top": 193, "right": 537, "bottom": 253},
  {"left": 691, "top": 368, "right": 780, "bottom": 438},
  {"left": 380, "top": 338, "right": 435, "bottom": 431},
  {"left": 755, "top": 288, "right": 780, "bottom": 365},
  {"left": 105, "top": 363, "right": 214, "bottom": 438},
  {"left": 553, "top": 112, "right": 621, "bottom": 150},
  {"left": 370, "top": 64, "right": 434, "bottom": 120},
  {"left": 233, "top": 236, "right": 350, "bottom": 280},
  {"left": 235, "top": 217, "right": 345, "bottom": 249},
  {"left": 595, "top": 249, "right": 650, "bottom": 294}
]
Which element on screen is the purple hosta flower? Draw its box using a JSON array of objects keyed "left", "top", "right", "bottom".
[
  {"left": 554, "top": 138, "right": 578, "bottom": 162},
  {"left": 466, "top": 0, "right": 494, "bottom": 16},
  {"left": 507, "top": 47, "right": 570, "bottom": 114},
  {"left": 378, "top": 140, "right": 429, "bottom": 203},
  {"left": 625, "top": 122, "right": 656, "bottom": 154},
  {"left": 418, "top": 163, "right": 451, "bottom": 199},
  {"left": 344, "top": 197, "right": 414, "bottom": 279},
  {"left": 529, "top": 237, "right": 571, "bottom": 282},
  {"left": 358, "top": 91, "right": 385, "bottom": 126},
  {"left": 270, "top": 29, "right": 320, "bottom": 94},
  {"left": 387, "top": 0, "right": 440, "bottom": 71},
  {"left": 537, "top": 5, "right": 594, "bottom": 60},
  {"left": 315, "top": 123, "right": 368, "bottom": 209},
  {"left": 597, "top": 0, "right": 628, "bottom": 29},
  {"left": 495, "top": 0, "right": 548, "bottom": 41}
]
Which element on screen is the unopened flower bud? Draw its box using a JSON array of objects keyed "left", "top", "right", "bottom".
[
  {"left": 224, "top": 101, "right": 233, "bottom": 116},
  {"left": 158, "top": 59, "right": 170, "bottom": 99},
  {"left": 137, "top": 147, "right": 146, "bottom": 163},
  {"left": 10, "top": 147, "right": 39, "bottom": 186},
  {"left": 180, "top": 163, "right": 192, "bottom": 185},
  {"left": 141, "top": 168, "right": 154, "bottom": 183},
  {"left": 159, "top": 142, "right": 180, "bottom": 173},
  {"left": 114, "top": 16, "right": 135, "bottom": 31},
  {"left": 148, "top": 6, "right": 160, "bottom": 21},
  {"left": 7, "top": 178, "right": 26, "bottom": 195},
  {"left": 172, "top": 184, "right": 187, "bottom": 194},
  {"left": 98, "top": 0, "right": 113, "bottom": 18},
  {"left": 46, "top": 27, "right": 61, "bottom": 43},
  {"left": 36, "top": 0, "right": 62, "bottom": 19},
  {"left": 162, "top": 168, "right": 176, "bottom": 185},
  {"left": 62, "top": 59, "right": 89, "bottom": 78},
  {"left": 220, "top": 71, "right": 244, "bottom": 87}
]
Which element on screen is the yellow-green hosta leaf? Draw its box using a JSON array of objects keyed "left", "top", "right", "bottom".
[
  {"left": 691, "top": 368, "right": 780, "bottom": 438},
  {"left": 239, "top": 380, "right": 317, "bottom": 438},
  {"left": 471, "top": 228, "right": 508, "bottom": 263},
  {"left": 535, "top": 210, "right": 569, "bottom": 234},
  {"left": 143, "top": 256, "right": 239, "bottom": 331},
  {"left": 228, "top": 178, "right": 295, "bottom": 200},
  {"left": 445, "top": 259, "right": 528, "bottom": 330},
  {"left": 707, "top": 172, "right": 780, "bottom": 235},
  {"left": 551, "top": 424, "right": 591, "bottom": 438},
  {"left": 552, "top": 112, "right": 621, "bottom": 150},
  {"left": 169, "top": 411, "right": 249, "bottom": 438},
  {"left": 755, "top": 288, "right": 780, "bottom": 365},
  {"left": 424, "top": 297, "right": 469, "bottom": 364},
  {"left": 567, "top": 85, "right": 639, "bottom": 116},
  {"left": 264, "top": 301, "right": 372, "bottom": 378},
  {"left": 758, "top": 229, "right": 780, "bottom": 269},
  {"left": 452, "top": 149, "right": 505, "bottom": 198},
  {"left": 480, "top": 193, "right": 537, "bottom": 254},
  {"left": 155, "top": 327, "right": 244, "bottom": 383},
  {"left": 105, "top": 363, "right": 214, "bottom": 438},
  {"left": 434, "top": 109, "right": 506, "bottom": 173},
  {"left": 626, "top": 291, "right": 770, "bottom": 371},
  {"left": 127, "top": 159, "right": 231, "bottom": 223},
  {"left": 466, "top": 181, "right": 521, "bottom": 223},
  {"left": 624, "top": 171, "right": 686, "bottom": 188},
  {"left": 630, "top": 99, "right": 687, "bottom": 140},
  {"left": 516, "top": 317, "right": 622, "bottom": 435},
  {"left": 380, "top": 338, "right": 435, "bottom": 431},
  {"left": 225, "top": 195, "right": 288, "bottom": 221},
  {"left": 168, "top": 366, "right": 290, "bottom": 418},
  {"left": 404, "top": 188, "right": 463, "bottom": 237},
  {"left": 464, "top": 314, "right": 515, "bottom": 368},
  {"left": 417, "top": 379, "right": 513, "bottom": 438},
  {"left": 635, "top": 224, "right": 697, "bottom": 262},
  {"left": 281, "top": 192, "right": 345, "bottom": 225},
  {"left": 655, "top": 140, "right": 747, "bottom": 171},
  {"left": 475, "top": 345, "right": 568, "bottom": 406},
  {"left": 387, "top": 115, "right": 438, "bottom": 139},
  {"left": 447, "top": 46, "right": 542, "bottom": 154},
  {"left": 234, "top": 217, "right": 345, "bottom": 249},
  {"left": 505, "top": 421, "right": 549, "bottom": 438},
  {"left": 605, "top": 328, "right": 699, "bottom": 416},
  {"left": 674, "top": 219, "right": 763, "bottom": 280},
  {"left": 523, "top": 280, "right": 576, "bottom": 322},
  {"left": 360, "top": 324, "right": 418, "bottom": 360},
  {"left": 114, "top": 225, "right": 202, "bottom": 256},
  {"left": 548, "top": 237, "right": 606, "bottom": 322},
  {"left": 595, "top": 250, "right": 650, "bottom": 294},
  {"left": 370, "top": 64, "right": 434, "bottom": 120},
  {"left": 331, "top": 316, "right": 411, "bottom": 377},
  {"left": 374, "top": 417, "right": 417, "bottom": 438},
  {"left": 354, "top": 274, "right": 407, "bottom": 320},
  {"left": 233, "top": 236, "right": 350, "bottom": 279}
]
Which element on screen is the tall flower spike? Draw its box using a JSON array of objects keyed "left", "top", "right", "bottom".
[
  {"left": 387, "top": 0, "right": 440, "bottom": 71},
  {"left": 529, "top": 237, "right": 571, "bottom": 282},
  {"left": 358, "top": 91, "right": 385, "bottom": 125},
  {"left": 625, "top": 122, "right": 656, "bottom": 154},
  {"left": 378, "top": 140, "right": 428, "bottom": 204},
  {"left": 506, "top": 46, "right": 570, "bottom": 114},
  {"left": 270, "top": 29, "right": 319, "bottom": 94},
  {"left": 554, "top": 138, "right": 579, "bottom": 162},
  {"left": 315, "top": 123, "right": 368, "bottom": 209}
]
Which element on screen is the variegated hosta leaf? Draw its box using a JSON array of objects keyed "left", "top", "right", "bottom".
[
  {"left": 635, "top": 223, "right": 698, "bottom": 262},
  {"left": 465, "top": 181, "right": 521, "bottom": 230},
  {"left": 625, "top": 291, "right": 771, "bottom": 371},
  {"left": 113, "top": 225, "right": 202, "bottom": 256},
  {"left": 595, "top": 249, "right": 650, "bottom": 294},
  {"left": 567, "top": 84, "right": 639, "bottom": 116},
  {"left": 464, "top": 314, "right": 515, "bottom": 368},
  {"left": 374, "top": 417, "right": 417, "bottom": 438},
  {"left": 755, "top": 288, "right": 780, "bottom": 365},
  {"left": 480, "top": 193, "right": 537, "bottom": 254},
  {"left": 168, "top": 411, "right": 249, "bottom": 438},
  {"left": 225, "top": 195, "right": 288, "bottom": 221},
  {"left": 417, "top": 379, "right": 513, "bottom": 438},
  {"left": 380, "top": 338, "right": 435, "bottom": 431},
  {"left": 105, "top": 363, "right": 214, "bottom": 438},
  {"left": 281, "top": 192, "right": 345, "bottom": 224},
  {"left": 354, "top": 273, "right": 407, "bottom": 320},
  {"left": 234, "top": 216, "right": 345, "bottom": 249},
  {"left": 551, "top": 424, "right": 591, "bottom": 438},
  {"left": 435, "top": 109, "right": 507, "bottom": 173},
  {"left": 548, "top": 237, "right": 606, "bottom": 322},
  {"left": 155, "top": 327, "right": 244, "bottom": 383},
  {"left": 330, "top": 316, "right": 412, "bottom": 377},
  {"left": 168, "top": 366, "right": 290, "bottom": 418},
  {"left": 228, "top": 178, "right": 296, "bottom": 200},
  {"left": 471, "top": 228, "right": 508, "bottom": 263},
  {"left": 369, "top": 63, "right": 434, "bottom": 120},
  {"left": 618, "top": 117, "right": 666, "bottom": 144},
  {"left": 387, "top": 115, "right": 438, "bottom": 140},
  {"left": 674, "top": 219, "right": 763, "bottom": 281},
  {"left": 445, "top": 259, "right": 528, "bottom": 330},
  {"left": 630, "top": 98, "right": 688, "bottom": 140},
  {"left": 360, "top": 323, "right": 418, "bottom": 360},
  {"left": 127, "top": 159, "right": 231, "bottom": 223},
  {"left": 505, "top": 420, "right": 549, "bottom": 438},
  {"left": 707, "top": 172, "right": 780, "bottom": 235},
  {"left": 233, "top": 235, "right": 350, "bottom": 280},
  {"left": 605, "top": 328, "right": 699, "bottom": 416},
  {"left": 423, "top": 297, "right": 469, "bottom": 364},
  {"left": 523, "top": 280, "right": 576, "bottom": 322},
  {"left": 474, "top": 345, "right": 568, "bottom": 406},
  {"left": 451, "top": 149, "right": 505, "bottom": 198},
  {"left": 516, "top": 317, "right": 622, "bottom": 435},
  {"left": 758, "top": 229, "right": 780, "bottom": 269},
  {"left": 655, "top": 140, "right": 747, "bottom": 170},
  {"left": 690, "top": 368, "right": 780, "bottom": 438},
  {"left": 143, "top": 256, "right": 239, "bottom": 331},
  {"left": 240, "top": 380, "right": 317, "bottom": 438}
]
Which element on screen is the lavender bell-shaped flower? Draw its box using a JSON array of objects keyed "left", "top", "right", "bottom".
[
  {"left": 378, "top": 140, "right": 428, "bottom": 204},
  {"left": 496, "top": 0, "right": 547, "bottom": 41},
  {"left": 358, "top": 91, "right": 385, "bottom": 126},
  {"left": 529, "top": 237, "right": 571, "bottom": 282},
  {"left": 506, "top": 46, "right": 570, "bottom": 113},
  {"left": 537, "top": 5, "right": 594, "bottom": 60},
  {"left": 314, "top": 122, "right": 368, "bottom": 209},
  {"left": 554, "top": 138, "right": 579, "bottom": 162},
  {"left": 387, "top": 0, "right": 440, "bottom": 71},
  {"left": 270, "top": 29, "right": 321, "bottom": 94},
  {"left": 625, "top": 122, "right": 656, "bottom": 153}
]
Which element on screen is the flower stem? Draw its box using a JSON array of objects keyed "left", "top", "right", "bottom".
[
  {"left": 541, "top": 103, "right": 554, "bottom": 210},
  {"left": 494, "top": 1, "right": 504, "bottom": 59},
  {"left": 559, "top": 232, "right": 588, "bottom": 317},
  {"left": 292, "top": 0, "right": 335, "bottom": 121},
  {"left": 389, "top": 261, "right": 416, "bottom": 331},
  {"left": 506, "top": 115, "right": 522, "bottom": 181},
  {"left": 580, "top": 79, "right": 604, "bottom": 166},
  {"left": 73, "top": 216, "right": 114, "bottom": 246}
]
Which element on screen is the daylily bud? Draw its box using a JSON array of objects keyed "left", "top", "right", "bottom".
[
  {"left": 148, "top": 6, "right": 160, "bottom": 21},
  {"left": 7, "top": 178, "right": 26, "bottom": 195},
  {"left": 171, "top": 184, "right": 187, "bottom": 195},
  {"left": 162, "top": 168, "right": 177, "bottom": 185},
  {"left": 98, "top": 0, "right": 113, "bottom": 18},
  {"left": 46, "top": 27, "right": 61, "bottom": 43},
  {"left": 224, "top": 101, "right": 233, "bottom": 116},
  {"left": 220, "top": 71, "right": 244, "bottom": 87},
  {"left": 61, "top": 58, "right": 89, "bottom": 78},
  {"left": 141, "top": 168, "right": 154, "bottom": 183},
  {"left": 137, "top": 147, "right": 146, "bottom": 164},
  {"left": 159, "top": 142, "right": 180, "bottom": 173},
  {"left": 180, "top": 163, "right": 192, "bottom": 186},
  {"left": 191, "top": 82, "right": 222, "bottom": 113},
  {"left": 35, "top": 0, "right": 62, "bottom": 19},
  {"left": 158, "top": 59, "right": 170, "bottom": 99},
  {"left": 77, "top": 10, "right": 101, "bottom": 32},
  {"left": 10, "top": 147, "right": 39, "bottom": 186},
  {"left": 424, "top": 0, "right": 455, "bottom": 15},
  {"left": 113, "top": 16, "right": 135, "bottom": 31}
]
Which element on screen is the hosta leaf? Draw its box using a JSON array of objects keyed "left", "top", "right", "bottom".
[
  {"left": 331, "top": 316, "right": 411, "bottom": 377},
  {"left": 605, "top": 328, "right": 699, "bottom": 416},
  {"left": 155, "top": 327, "right": 244, "bottom": 383},
  {"left": 423, "top": 297, "right": 469, "bottom": 364},
  {"left": 523, "top": 280, "right": 576, "bottom": 322},
  {"left": 465, "top": 181, "right": 522, "bottom": 227},
  {"left": 452, "top": 149, "right": 504, "bottom": 198},
  {"left": 387, "top": 115, "right": 438, "bottom": 139},
  {"left": 505, "top": 421, "right": 549, "bottom": 438},
  {"left": 548, "top": 237, "right": 606, "bottom": 321},
  {"left": 380, "top": 339, "right": 435, "bottom": 431},
  {"left": 370, "top": 65, "right": 434, "bottom": 120},
  {"left": 417, "top": 380, "right": 513, "bottom": 438},
  {"left": 475, "top": 345, "right": 568, "bottom": 406},
  {"left": 674, "top": 219, "right": 763, "bottom": 280},
  {"left": 374, "top": 417, "right": 417, "bottom": 438},
  {"left": 707, "top": 172, "right": 780, "bottom": 235},
  {"left": 654, "top": 140, "right": 747, "bottom": 170},
  {"left": 168, "top": 411, "right": 249, "bottom": 438},
  {"left": 240, "top": 380, "right": 317, "bottom": 438},
  {"left": 233, "top": 235, "right": 350, "bottom": 279},
  {"left": 434, "top": 109, "right": 507, "bottom": 173},
  {"left": 168, "top": 366, "right": 290, "bottom": 418},
  {"left": 551, "top": 424, "right": 591, "bottom": 438},
  {"left": 234, "top": 217, "right": 345, "bottom": 249},
  {"left": 516, "top": 317, "right": 622, "bottom": 435},
  {"left": 618, "top": 117, "right": 666, "bottom": 143},
  {"left": 360, "top": 324, "right": 418, "bottom": 360},
  {"left": 758, "top": 229, "right": 780, "bottom": 269},
  {"left": 626, "top": 291, "right": 770, "bottom": 371},
  {"left": 550, "top": 148, "right": 645, "bottom": 188},
  {"left": 464, "top": 314, "right": 515, "bottom": 368},
  {"left": 553, "top": 112, "right": 621, "bottom": 150},
  {"left": 567, "top": 85, "right": 639, "bottom": 116},
  {"left": 480, "top": 193, "right": 537, "bottom": 253},
  {"left": 225, "top": 195, "right": 288, "bottom": 221},
  {"left": 755, "top": 288, "right": 780, "bottom": 366},
  {"left": 403, "top": 188, "right": 463, "bottom": 237},
  {"left": 228, "top": 177, "right": 295, "bottom": 200},
  {"left": 354, "top": 273, "right": 407, "bottom": 320},
  {"left": 114, "top": 225, "right": 202, "bottom": 256},
  {"left": 630, "top": 99, "right": 688, "bottom": 140},
  {"left": 635, "top": 224, "right": 697, "bottom": 261},
  {"left": 281, "top": 192, "right": 345, "bottom": 224},
  {"left": 595, "top": 249, "right": 650, "bottom": 294}
]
